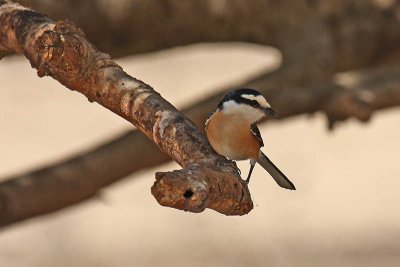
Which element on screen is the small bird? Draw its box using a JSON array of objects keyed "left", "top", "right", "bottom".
[{"left": 205, "top": 88, "right": 295, "bottom": 190}]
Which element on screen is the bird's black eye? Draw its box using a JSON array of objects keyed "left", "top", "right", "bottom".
[{"left": 250, "top": 100, "right": 259, "bottom": 107}]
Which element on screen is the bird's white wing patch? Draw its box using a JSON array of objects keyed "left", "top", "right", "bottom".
[{"left": 250, "top": 124, "right": 264, "bottom": 147}]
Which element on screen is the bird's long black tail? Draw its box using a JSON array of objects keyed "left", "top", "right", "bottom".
[{"left": 256, "top": 151, "right": 296, "bottom": 190}]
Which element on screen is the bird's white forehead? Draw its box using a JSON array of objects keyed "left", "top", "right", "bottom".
[{"left": 240, "top": 94, "right": 270, "bottom": 108}]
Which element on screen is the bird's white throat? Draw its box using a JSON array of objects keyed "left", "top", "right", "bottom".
[{"left": 222, "top": 100, "right": 266, "bottom": 123}]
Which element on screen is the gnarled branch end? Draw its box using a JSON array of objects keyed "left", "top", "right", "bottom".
[{"left": 152, "top": 164, "right": 253, "bottom": 216}]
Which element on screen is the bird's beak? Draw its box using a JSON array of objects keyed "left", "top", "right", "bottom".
[{"left": 264, "top": 107, "right": 277, "bottom": 117}]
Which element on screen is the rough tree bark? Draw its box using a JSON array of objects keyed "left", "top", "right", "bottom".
[{"left": 0, "top": 1, "right": 253, "bottom": 227}]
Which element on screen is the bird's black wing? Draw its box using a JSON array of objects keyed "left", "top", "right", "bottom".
[{"left": 250, "top": 124, "right": 264, "bottom": 147}]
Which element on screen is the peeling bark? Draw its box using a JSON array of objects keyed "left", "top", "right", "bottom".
[{"left": 0, "top": 2, "right": 253, "bottom": 226}]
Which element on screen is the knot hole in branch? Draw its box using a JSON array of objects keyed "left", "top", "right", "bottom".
[{"left": 183, "top": 189, "right": 193, "bottom": 199}]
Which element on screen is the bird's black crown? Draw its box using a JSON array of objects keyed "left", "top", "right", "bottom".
[{"left": 218, "top": 88, "right": 263, "bottom": 109}]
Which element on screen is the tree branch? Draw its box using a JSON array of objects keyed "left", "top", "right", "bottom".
[
  {"left": 3, "top": 0, "right": 400, "bottom": 227},
  {"left": 2, "top": 47, "right": 400, "bottom": 227},
  {"left": 29, "top": 0, "right": 400, "bottom": 73},
  {"left": 0, "top": 1, "right": 252, "bottom": 226}
]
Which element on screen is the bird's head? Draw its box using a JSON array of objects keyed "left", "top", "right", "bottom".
[{"left": 217, "top": 88, "right": 276, "bottom": 123}]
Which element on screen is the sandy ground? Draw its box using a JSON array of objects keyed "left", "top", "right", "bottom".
[{"left": 1, "top": 43, "right": 400, "bottom": 267}]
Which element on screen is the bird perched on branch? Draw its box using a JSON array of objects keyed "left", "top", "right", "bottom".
[{"left": 205, "top": 88, "right": 295, "bottom": 190}]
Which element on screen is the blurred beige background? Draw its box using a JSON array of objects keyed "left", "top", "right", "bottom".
[{"left": 1, "top": 44, "right": 400, "bottom": 267}]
